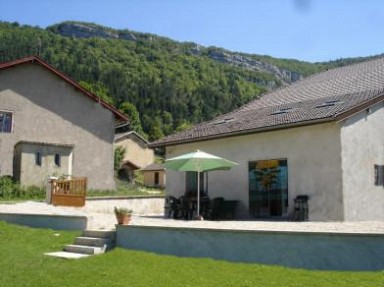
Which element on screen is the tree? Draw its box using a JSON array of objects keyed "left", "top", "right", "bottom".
[
  {"left": 119, "top": 102, "right": 145, "bottom": 137},
  {"left": 79, "top": 81, "right": 114, "bottom": 105},
  {"left": 114, "top": 146, "right": 126, "bottom": 171}
]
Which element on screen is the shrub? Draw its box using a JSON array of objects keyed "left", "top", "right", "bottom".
[
  {"left": 0, "top": 176, "right": 16, "bottom": 199},
  {"left": 0, "top": 176, "right": 45, "bottom": 201}
]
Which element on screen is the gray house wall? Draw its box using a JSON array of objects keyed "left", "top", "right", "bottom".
[
  {"left": 340, "top": 102, "right": 384, "bottom": 220},
  {"left": 14, "top": 142, "right": 73, "bottom": 187},
  {"left": 0, "top": 63, "right": 116, "bottom": 189},
  {"left": 166, "top": 122, "right": 344, "bottom": 221}
]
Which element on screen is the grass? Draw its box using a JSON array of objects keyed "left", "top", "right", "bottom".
[
  {"left": 0, "top": 175, "right": 164, "bottom": 203},
  {"left": 87, "top": 178, "right": 164, "bottom": 198},
  {"left": 0, "top": 221, "right": 382, "bottom": 287}
]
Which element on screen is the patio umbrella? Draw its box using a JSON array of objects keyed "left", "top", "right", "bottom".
[{"left": 163, "top": 150, "right": 238, "bottom": 219}]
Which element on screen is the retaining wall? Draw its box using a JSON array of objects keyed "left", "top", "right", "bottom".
[
  {"left": 0, "top": 213, "right": 87, "bottom": 230},
  {"left": 116, "top": 225, "right": 384, "bottom": 271}
]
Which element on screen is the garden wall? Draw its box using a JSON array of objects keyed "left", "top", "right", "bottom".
[
  {"left": 116, "top": 225, "right": 384, "bottom": 271},
  {"left": 0, "top": 213, "right": 87, "bottom": 230}
]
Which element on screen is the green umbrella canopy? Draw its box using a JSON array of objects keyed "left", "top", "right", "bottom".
[
  {"left": 163, "top": 150, "right": 238, "bottom": 172},
  {"left": 163, "top": 150, "right": 237, "bottom": 219}
]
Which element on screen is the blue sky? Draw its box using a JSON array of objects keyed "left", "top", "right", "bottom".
[{"left": 1, "top": 0, "right": 383, "bottom": 62}]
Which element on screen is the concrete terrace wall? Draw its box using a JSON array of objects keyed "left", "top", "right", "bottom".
[
  {"left": 341, "top": 102, "right": 384, "bottom": 220},
  {"left": 116, "top": 225, "right": 384, "bottom": 271},
  {"left": 166, "top": 122, "right": 343, "bottom": 221},
  {"left": 0, "top": 213, "right": 87, "bottom": 230}
]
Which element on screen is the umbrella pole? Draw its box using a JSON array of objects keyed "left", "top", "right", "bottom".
[{"left": 197, "top": 171, "right": 200, "bottom": 219}]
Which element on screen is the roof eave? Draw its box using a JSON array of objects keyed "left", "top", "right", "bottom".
[
  {"left": 149, "top": 117, "right": 335, "bottom": 148},
  {"left": 114, "top": 131, "right": 149, "bottom": 144},
  {"left": 150, "top": 93, "right": 384, "bottom": 148},
  {"left": 334, "top": 93, "right": 384, "bottom": 122}
]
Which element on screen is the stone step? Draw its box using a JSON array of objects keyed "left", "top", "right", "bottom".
[
  {"left": 46, "top": 229, "right": 117, "bottom": 259},
  {"left": 82, "top": 230, "right": 116, "bottom": 240},
  {"left": 45, "top": 251, "right": 90, "bottom": 259},
  {"left": 64, "top": 244, "right": 104, "bottom": 255},
  {"left": 74, "top": 236, "right": 112, "bottom": 248}
]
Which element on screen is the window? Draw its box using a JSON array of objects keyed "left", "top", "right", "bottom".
[
  {"left": 315, "top": 99, "right": 342, "bottom": 108},
  {"left": 35, "top": 152, "right": 42, "bottom": 166},
  {"left": 270, "top": 108, "right": 293, "bottom": 115},
  {"left": 374, "top": 165, "right": 384, "bottom": 186},
  {"left": 54, "top": 153, "right": 61, "bottom": 167},
  {"left": 214, "top": 118, "right": 234, "bottom": 125},
  {"left": 0, "top": 111, "right": 12, "bottom": 133},
  {"left": 249, "top": 159, "right": 288, "bottom": 217}
]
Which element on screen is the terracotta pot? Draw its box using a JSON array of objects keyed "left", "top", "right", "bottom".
[{"left": 116, "top": 214, "right": 131, "bottom": 225}]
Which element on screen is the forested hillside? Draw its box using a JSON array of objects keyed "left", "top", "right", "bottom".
[{"left": 0, "top": 21, "right": 380, "bottom": 140}]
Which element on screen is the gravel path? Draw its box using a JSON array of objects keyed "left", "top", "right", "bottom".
[{"left": 1, "top": 201, "right": 383, "bottom": 234}]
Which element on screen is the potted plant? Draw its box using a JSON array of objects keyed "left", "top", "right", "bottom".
[{"left": 114, "top": 207, "right": 133, "bottom": 225}]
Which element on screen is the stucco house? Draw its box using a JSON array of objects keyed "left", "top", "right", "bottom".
[
  {"left": 151, "top": 57, "right": 384, "bottom": 221},
  {"left": 0, "top": 56, "right": 128, "bottom": 189},
  {"left": 141, "top": 163, "right": 166, "bottom": 188},
  {"left": 114, "top": 131, "right": 154, "bottom": 182}
]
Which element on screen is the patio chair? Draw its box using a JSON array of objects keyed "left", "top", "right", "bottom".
[
  {"left": 290, "top": 195, "right": 309, "bottom": 221},
  {"left": 166, "top": 196, "right": 182, "bottom": 219},
  {"left": 179, "top": 195, "right": 193, "bottom": 220},
  {"left": 222, "top": 200, "right": 238, "bottom": 220},
  {"left": 200, "top": 195, "right": 211, "bottom": 219},
  {"left": 206, "top": 197, "right": 224, "bottom": 220}
]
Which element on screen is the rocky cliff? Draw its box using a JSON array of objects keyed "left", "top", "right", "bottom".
[{"left": 51, "top": 22, "right": 302, "bottom": 86}]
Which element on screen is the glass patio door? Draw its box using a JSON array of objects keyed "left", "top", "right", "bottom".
[{"left": 249, "top": 159, "right": 288, "bottom": 218}]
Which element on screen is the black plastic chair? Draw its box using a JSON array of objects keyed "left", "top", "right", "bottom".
[
  {"left": 166, "top": 196, "right": 181, "bottom": 219},
  {"left": 290, "top": 195, "right": 309, "bottom": 221},
  {"left": 206, "top": 197, "right": 224, "bottom": 220},
  {"left": 179, "top": 195, "right": 193, "bottom": 220},
  {"left": 222, "top": 200, "right": 238, "bottom": 220},
  {"left": 200, "top": 195, "right": 211, "bottom": 219}
]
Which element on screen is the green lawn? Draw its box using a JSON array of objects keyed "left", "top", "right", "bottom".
[{"left": 0, "top": 221, "right": 382, "bottom": 287}]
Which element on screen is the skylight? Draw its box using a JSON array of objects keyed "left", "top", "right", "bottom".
[
  {"left": 270, "top": 107, "right": 292, "bottom": 115},
  {"left": 316, "top": 99, "right": 341, "bottom": 108},
  {"left": 214, "top": 118, "right": 234, "bottom": 125}
]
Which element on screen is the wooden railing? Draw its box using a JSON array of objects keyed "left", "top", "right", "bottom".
[{"left": 50, "top": 177, "right": 87, "bottom": 207}]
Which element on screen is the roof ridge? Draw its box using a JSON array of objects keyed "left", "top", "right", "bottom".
[
  {"left": 241, "top": 56, "right": 384, "bottom": 110},
  {"left": 0, "top": 55, "right": 129, "bottom": 122}
]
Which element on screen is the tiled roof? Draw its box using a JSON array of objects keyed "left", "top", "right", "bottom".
[
  {"left": 0, "top": 56, "right": 129, "bottom": 122},
  {"left": 151, "top": 57, "right": 384, "bottom": 147},
  {"left": 141, "top": 163, "right": 166, "bottom": 171},
  {"left": 115, "top": 131, "right": 149, "bottom": 144}
]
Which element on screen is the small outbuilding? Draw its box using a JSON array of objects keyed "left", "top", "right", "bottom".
[
  {"left": 114, "top": 131, "right": 155, "bottom": 183},
  {"left": 141, "top": 163, "right": 166, "bottom": 188}
]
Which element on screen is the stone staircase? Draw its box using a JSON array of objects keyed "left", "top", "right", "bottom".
[{"left": 45, "top": 230, "right": 116, "bottom": 259}]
